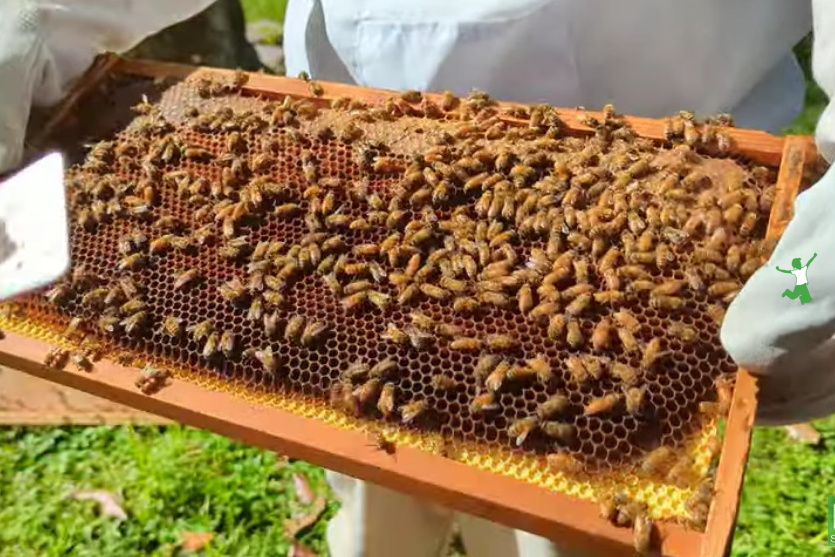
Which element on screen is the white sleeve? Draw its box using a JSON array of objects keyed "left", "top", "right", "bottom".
[
  {"left": 0, "top": 0, "right": 215, "bottom": 174},
  {"left": 814, "top": 0, "right": 835, "bottom": 164},
  {"left": 719, "top": 0, "right": 835, "bottom": 424}
]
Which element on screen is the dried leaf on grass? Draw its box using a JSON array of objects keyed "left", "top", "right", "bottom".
[
  {"left": 288, "top": 541, "right": 319, "bottom": 557},
  {"left": 69, "top": 490, "right": 127, "bottom": 520},
  {"left": 284, "top": 494, "right": 327, "bottom": 538},
  {"left": 784, "top": 423, "right": 822, "bottom": 446},
  {"left": 179, "top": 531, "right": 214, "bottom": 553},
  {"left": 292, "top": 472, "right": 315, "bottom": 505}
]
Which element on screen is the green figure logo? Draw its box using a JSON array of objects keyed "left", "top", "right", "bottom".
[{"left": 777, "top": 253, "right": 817, "bottom": 305}]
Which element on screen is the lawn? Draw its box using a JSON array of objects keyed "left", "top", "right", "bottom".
[{"left": 2, "top": 5, "right": 833, "bottom": 556}]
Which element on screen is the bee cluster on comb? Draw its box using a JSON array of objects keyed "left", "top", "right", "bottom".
[{"left": 20, "top": 71, "right": 780, "bottom": 536}]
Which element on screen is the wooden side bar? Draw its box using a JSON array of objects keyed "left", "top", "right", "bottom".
[{"left": 700, "top": 136, "right": 811, "bottom": 557}]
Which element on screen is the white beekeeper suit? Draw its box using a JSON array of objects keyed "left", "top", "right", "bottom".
[
  {"left": 2, "top": 0, "right": 835, "bottom": 555},
  {"left": 0, "top": 0, "right": 217, "bottom": 172}
]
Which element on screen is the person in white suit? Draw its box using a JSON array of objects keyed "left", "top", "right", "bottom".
[{"left": 2, "top": 1, "right": 835, "bottom": 555}]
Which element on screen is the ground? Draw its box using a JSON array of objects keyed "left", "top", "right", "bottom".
[{"left": 1, "top": 5, "right": 832, "bottom": 557}]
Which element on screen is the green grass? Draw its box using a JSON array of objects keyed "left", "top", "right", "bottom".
[
  {"left": 0, "top": 426, "right": 336, "bottom": 556},
  {"left": 732, "top": 417, "right": 835, "bottom": 557},
  {"left": 240, "top": 0, "right": 288, "bottom": 27},
  {"left": 784, "top": 34, "right": 829, "bottom": 136}
]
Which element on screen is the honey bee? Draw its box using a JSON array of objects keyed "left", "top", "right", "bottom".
[
  {"left": 369, "top": 358, "right": 398, "bottom": 381},
  {"left": 439, "top": 90, "right": 459, "bottom": 111},
  {"left": 400, "top": 399, "right": 428, "bottom": 425},
  {"left": 715, "top": 374, "right": 735, "bottom": 414},
  {"left": 341, "top": 280, "right": 371, "bottom": 297},
  {"left": 173, "top": 268, "right": 201, "bottom": 291},
  {"left": 97, "top": 315, "right": 120, "bottom": 334},
  {"left": 450, "top": 337, "right": 482, "bottom": 352},
  {"left": 432, "top": 323, "right": 461, "bottom": 339},
  {"left": 431, "top": 374, "right": 456, "bottom": 392},
  {"left": 546, "top": 314, "right": 566, "bottom": 341},
  {"left": 632, "top": 514, "right": 656, "bottom": 556},
  {"left": 68, "top": 350, "right": 93, "bottom": 372},
  {"left": 649, "top": 294, "right": 684, "bottom": 311},
  {"left": 80, "top": 287, "right": 108, "bottom": 308},
  {"left": 640, "top": 338, "right": 665, "bottom": 370},
  {"left": 45, "top": 283, "right": 73, "bottom": 306},
  {"left": 667, "top": 456, "right": 695, "bottom": 487},
  {"left": 565, "top": 356, "right": 590, "bottom": 385},
  {"left": 505, "top": 364, "right": 537, "bottom": 383},
  {"left": 540, "top": 422, "right": 576, "bottom": 444},
  {"left": 537, "top": 394, "right": 570, "bottom": 420},
  {"left": 562, "top": 284, "right": 594, "bottom": 301},
  {"left": 669, "top": 323, "right": 698, "bottom": 343},
  {"left": 439, "top": 276, "right": 468, "bottom": 295},
  {"left": 381, "top": 323, "right": 409, "bottom": 345},
  {"left": 640, "top": 446, "right": 673, "bottom": 476},
  {"left": 652, "top": 280, "right": 686, "bottom": 297},
  {"left": 255, "top": 347, "right": 279, "bottom": 375},
  {"left": 453, "top": 296, "right": 480, "bottom": 313},
  {"left": 366, "top": 430, "right": 397, "bottom": 456},
  {"left": 484, "top": 334, "right": 516, "bottom": 351},
  {"left": 340, "top": 361, "right": 369, "bottom": 383},
  {"left": 368, "top": 382, "right": 395, "bottom": 420},
  {"left": 43, "top": 347, "right": 69, "bottom": 369},
  {"left": 135, "top": 366, "right": 169, "bottom": 395},
  {"left": 508, "top": 417, "right": 538, "bottom": 446},
  {"left": 341, "top": 291, "right": 369, "bottom": 312},
  {"left": 617, "top": 265, "right": 650, "bottom": 281},
  {"left": 120, "top": 298, "right": 147, "bottom": 316},
  {"left": 201, "top": 332, "right": 220, "bottom": 359},
  {"left": 301, "top": 321, "right": 328, "bottom": 346},
  {"left": 610, "top": 363, "right": 638, "bottom": 387},
  {"left": 121, "top": 311, "right": 148, "bottom": 336},
  {"left": 611, "top": 310, "right": 638, "bottom": 331},
  {"left": 528, "top": 301, "right": 559, "bottom": 322},
  {"left": 683, "top": 267, "right": 705, "bottom": 293},
  {"left": 546, "top": 452, "right": 584, "bottom": 474},
  {"left": 469, "top": 392, "right": 500, "bottom": 415},
  {"left": 395, "top": 284, "right": 419, "bottom": 306},
  {"left": 64, "top": 316, "right": 85, "bottom": 337},
  {"left": 525, "top": 355, "right": 553, "bottom": 384},
  {"left": 284, "top": 314, "right": 306, "bottom": 343},
  {"left": 184, "top": 146, "right": 213, "bottom": 162},
  {"left": 616, "top": 327, "right": 640, "bottom": 353},
  {"left": 474, "top": 354, "right": 500, "bottom": 381},
  {"left": 247, "top": 298, "right": 263, "bottom": 322},
  {"left": 566, "top": 320, "right": 584, "bottom": 348},
  {"left": 591, "top": 319, "right": 612, "bottom": 351},
  {"left": 625, "top": 386, "right": 647, "bottom": 415},
  {"left": 118, "top": 253, "right": 148, "bottom": 271},
  {"left": 484, "top": 361, "right": 511, "bottom": 392},
  {"left": 708, "top": 280, "right": 740, "bottom": 298},
  {"left": 407, "top": 312, "right": 434, "bottom": 331},
  {"left": 419, "top": 283, "right": 450, "bottom": 301}
]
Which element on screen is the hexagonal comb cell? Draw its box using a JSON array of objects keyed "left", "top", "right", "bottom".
[{"left": 18, "top": 71, "right": 776, "bottom": 520}]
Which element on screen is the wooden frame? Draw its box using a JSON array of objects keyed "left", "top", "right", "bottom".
[{"left": 7, "top": 55, "right": 816, "bottom": 556}]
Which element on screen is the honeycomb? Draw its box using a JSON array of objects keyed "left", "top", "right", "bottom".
[{"left": 5, "top": 69, "right": 781, "bottom": 525}]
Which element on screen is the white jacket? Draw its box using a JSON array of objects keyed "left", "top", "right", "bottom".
[
  {"left": 2, "top": 0, "right": 834, "bottom": 424},
  {"left": 0, "top": 0, "right": 215, "bottom": 171}
]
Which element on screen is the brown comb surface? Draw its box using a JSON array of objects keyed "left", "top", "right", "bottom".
[{"left": 11, "top": 72, "right": 778, "bottom": 524}]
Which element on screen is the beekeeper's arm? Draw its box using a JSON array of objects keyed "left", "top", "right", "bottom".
[
  {"left": 720, "top": 0, "right": 835, "bottom": 425},
  {"left": 0, "top": 0, "right": 215, "bottom": 174}
]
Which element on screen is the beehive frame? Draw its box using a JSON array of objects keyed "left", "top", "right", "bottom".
[{"left": 1, "top": 54, "right": 818, "bottom": 556}]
